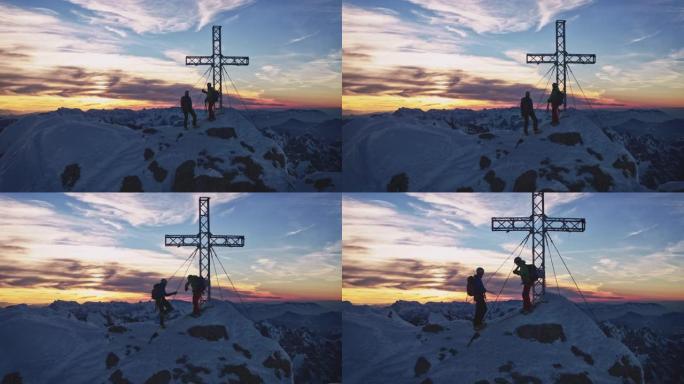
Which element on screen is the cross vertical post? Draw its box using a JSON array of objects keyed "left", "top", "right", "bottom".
[
  {"left": 186, "top": 25, "right": 250, "bottom": 111},
  {"left": 491, "top": 193, "right": 585, "bottom": 303},
  {"left": 165, "top": 197, "right": 245, "bottom": 302},
  {"left": 526, "top": 19, "right": 596, "bottom": 110}
]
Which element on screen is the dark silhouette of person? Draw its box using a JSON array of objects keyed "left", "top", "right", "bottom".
[
  {"left": 520, "top": 91, "right": 539, "bottom": 135},
  {"left": 513, "top": 257, "right": 533, "bottom": 313},
  {"left": 472, "top": 267, "right": 487, "bottom": 330},
  {"left": 201, "top": 83, "right": 219, "bottom": 121},
  {"left": 180, "top": 90, "right": 197, "bottom": 129},
  {"left": 547, "top": 83, "right": 564, "bottom": 126},
  {"left": 151, "top": 278, "right": 177, "bottom": 328},
  {"left": 185, "top": 274, "right": 206, "bottom": 316}
]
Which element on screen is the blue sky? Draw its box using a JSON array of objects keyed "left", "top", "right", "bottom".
[
  {"left": 0, "top": 0, "right": 341, "bottom": 112},
  {"left": 343, "top": 0, "right": 684, "bottom": 112},
  {"left": 0, "top": 193, "right": 341, "bottom": 304},
  {"left": 343, "top": 193, "right": 684, "bottom": 304}
]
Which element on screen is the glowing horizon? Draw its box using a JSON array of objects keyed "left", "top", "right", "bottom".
[
  {"left": 342, "top": 1, "right": 684, "bottom": 114},
  {"left": 0, "top": 193, "right": 341, "bottom": 306},
  {"left": 0, "top": 1, "right": 341, "bottom": 114},
  {"left": 342, "top": 193, "right": 684, "bottom": 305}
]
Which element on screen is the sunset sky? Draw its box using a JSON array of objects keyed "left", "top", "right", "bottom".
[
  {"left": 343, "top": 0, "right": 684, "bottom": 114},
  {"left": 343, "top": 193, "right": 684, "bottom": 305},
  {"left": 0, "top": 0, "right": 341, "bottom": 113},
  {"left": 0, "top": 193, "right": 341, "bottom": 306}
]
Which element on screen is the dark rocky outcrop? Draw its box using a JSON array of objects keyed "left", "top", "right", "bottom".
[
  {"left": 513, "top": 170, "right": 537, "bottom": 192},
  {"left": 608, "top": 356, "right": 642, "bottom": 384},
  {"left": 571, "top": 345, "right": 594, "bottom": 365},
  {"left": 484, "top": 170, "right": 505, "bottom": 192},
  {"left": 515, "top": 323, "right": 566, "bottom": 344},
  {"left": 1, "top": 372, "right": 22, "bottom": 384},
  {"left": 578, "top": 165, "right": 614, "bottom": 192},
  {"left": 480, "top": 155, "right": 491, "bottom": 170},
  {"left": 147, "top": 161, "right": 167, "bottom": 183},
  {"left": 387, "top": 172, "right": 409, "bottom": 192},
  {"left": 143, "top": 370, "right": 171, "bottom": 384},
  {"left": 421, "top": 324, "right": 444, "bottom": 333},
  {"left": 220, "top": 364, "right": 263, "bottom": 384},
  {"left": 106, "top": 352, "right": 119, "bottom": 369},
  {"left": 262, "top": 351, "right": 291, "bottom": 379},
  {"left": 144, "top": 148, "right": 155, "bottom": 161},
  {"left": 549, "top": 132, "right": 583, "bottom": 146},
  {"left": 207, "top": 127, "right": 237, "bottom": 140},
  {"left": 233, "top": 343, "right": 252, "bottom": 359},
  {"left": 414, "top": 356, "right": 431, "bottom": 377},
  {"left": 120, "top": 176, "right": 143, "bottom": 192},
  {"left": 263, "top": 148, "right": 285, "bottom": 168},
  {"left": 186, "top": 325, "right": 229, "bottom": 341},
  {"left": 61, "top": 163, "right": 80, "bottom": 190}
]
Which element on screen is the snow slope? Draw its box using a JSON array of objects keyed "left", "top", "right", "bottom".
[
  {"left": 343, "top": 108, "right": 682, "bottom": 192},
  {"left": 0, "top": 300, "right": 296, "bottom": 384},
  {"left": 0, "top": 107, "right": 340, "bottom": 192},
  {"left": 343, "top": 294, "right": 643, "bottom": 384}
]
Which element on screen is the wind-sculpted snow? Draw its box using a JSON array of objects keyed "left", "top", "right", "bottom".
[
  {"left": 0, "top": 300, "right": 301, "bottom": 384},
  {"left": 343, "top": 294, "right": 643, "bottom": 383},
  {"left": 0, "top": 107, "right": 340, "bottom": 191},
  {"left": 343, "top": 107, "right": 682, "bottom": 191}
]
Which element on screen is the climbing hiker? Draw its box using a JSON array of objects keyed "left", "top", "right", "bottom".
[
  {"left": 513, "top": 257, "right": 535, "bottom": 314},
  {"left": 546, "top": 83, "right": 564, "bottom": 127},
  {"left": 520, "top": 91, "right": 539, "bottom": 135},
  {"left": 151, "top": 279, "right": 177, "bottom": 328},
  {"left": 185, "top": 274, "right": 206, "bottom": 317},
  {"left": 180, "top": 90, "right": 198, "bottom": 130},
  {"left": 201, "top": 83, "right": 219, "bottom": 121},
  {"left": 467, "top": 267, "right": 487, "bottom": 330}
]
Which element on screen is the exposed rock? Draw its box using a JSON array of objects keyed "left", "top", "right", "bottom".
[
  {"left": 549, "top": 132, "right": 583, "bottom": 146},
  {"left": 513, "top": 170, "right": 537, "bottom": 192},
  {"left": 498, "top": 361, "right": 513, "bottom": 373},
  {"left": 479, "top": 133, "right": 496, "bottom": 140},
  {"left": 262, "top": 351, "right": 291, "bottom": 379},
  {"left": 186, "top": 325, "right": 229, "bottom": 341},
  {"left": 421, "top": 324, "right": 444, "bottom": 333},
  {"left": 231, "top": 156, "right": 263, "bottom": 183},
  {"left": 387, "top": 172, "right": 409, "bottom": 192},
  {"left": 480, "top": 155, "right": 491, "bottom": 170},
  {"left": 608, "top": 356, "right": 642, "bottom": 384},
  {"left": 207, "top": 127, "right": 237, "bottom": 140},
  {"left": 510, "top": 371, "right": 542, "bottom": 384},
  {"left": 143, "top": 370, "right": 171, "bottom": 384},
  {"left": 109, "top": 369, "right": 131, "bottom": 384},
  {"left": 456, "top": 187, "right": 474, "bottom": 192},
  {"left": 144, "top": 148, "right": 155, "bottom": 161},
  {"left": 555, "top": 372, "right": 592, "bottom": 384},
  {"left": 148, "top": 161, "right": 167, "bottom": 183},
  {"left": 612, "top": 155, "right": 636, "bottom": 178},
  {"left": 263, "top": 148, "right": 285, "bottom": 168},
  {"left": 220, "top": 364, "right": 263, "bottom": 384},
  {"left": 484, "top": 170, "right": 505, "bottom": 192},
  {"left": 240, "top": 141, "right": 255, "bottom": 153},
  {"left": 578, "top": 165, "right": 614, "bottom": 192},
  {"left": 515, "top": 323, "right": 566, "bottom": 344},
  {"left": 571, "top": 345, "right": 594, "bottom": 365},
  {"left": 106, "top": 352, "right": 119, "bottom": 369},
  {"left": 586, "top": 148, "right": 603, "bottom": 161},
  {"left": 233, "top": 343, "right": 252, "bottom": 359},
  {"left": 414, "top": 356, "right": 431, "bottom": 377},
  {"left": 142, "top": 128, "right": 158, "bottom": 135},
  {"left": 172, "top": 160, "right": 196, "bottom": 192},
  {"left": 420, "top": 378, "right": 433, "bottom": 384},
  {"left": 61, "top": 163, "right": 80, "bottom": 190},
  {"left": 119, "top": 176, "right": 143, "bottom": 192},
  {"left": 108, "top": 325, "right": 128, "bottom": 333},
  {"left": 313, "top": 177, "right": 333, "bottom": 191}
]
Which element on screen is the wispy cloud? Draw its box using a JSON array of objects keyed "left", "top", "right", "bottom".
[
  {"left": 287, "top": 31, "right": 319, "bottom": 45},
  {"left": 624, "top": 224, "right": 658, "bottom": 239},
  {"left": 628, "top": 30, "right": 661, "bottom": 44},
  {"left": 284, "top": 224, "right": 315, "bottom": 237}
]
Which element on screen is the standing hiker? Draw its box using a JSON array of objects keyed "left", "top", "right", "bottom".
[
  {"left": 467, "top": 267, "right": 487, "bottom": 330},
  {"left": 185, "top": 275, "right": 206, "bottom": 317},
  {"left": 513, "top": 257, "right": 535, "bottom": 314},
  {"left": 547, "top": 83, "right": 564, "bottom": 127},
  {"left": 180, "top": 90, "right": 198, "bottom": 130},
  {"left": 520, "top": 91, "right": 539, "bottom": 135},
  {"left": 151, "top": 279, "right": 177, "bottom": 328},
  {"left": 201, "top": 83, "right": 219, "bottom": 121}
]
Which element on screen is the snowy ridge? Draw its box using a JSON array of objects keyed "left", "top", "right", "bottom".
[
  {"left": 343, "top": 107, "right": 682, "bottom": 192},
  {"left": 343, "top": 294, "right": 643, "bottom": 383},
  {"left": 0, "top": 107, "right": 340, "bottom": 192},
  {"left": 0, "top": 300, "right": 296, "bottom": 384}
]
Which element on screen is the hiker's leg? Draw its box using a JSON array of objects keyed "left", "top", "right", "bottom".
[
  {"left": 523, "top": 115, "right": 529, "bottom": 134},
  {"left": 522, "top": 284, "right": 532, "bottom": 311},
  {"left": 192, "top": 292, "right": 200, "bottom": 315},
  {"left": 190, "top": 109, "right": 197, "bottom": 126},
  {"left": 183, "top": 111, "right": 188, "bottom": 129},
  {"left": 531, "top": 112, "right": 538, "bottom": 132}
]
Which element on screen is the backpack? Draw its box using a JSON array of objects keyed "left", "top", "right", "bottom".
[
  {"left": 526, "top": 264, "right": 540, "bottom": 283},
  {"left": 151, "top": 283, "right": 163, "bottom": 300},
  {"left": 466, "top": 276, "right": 475, "bottom": 296},
  {"left": 208, "top": 89, "right": 219, "bottom": 103}
]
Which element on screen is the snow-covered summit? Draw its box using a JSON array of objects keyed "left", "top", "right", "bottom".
[
  {"left": 343, "top": 294, "right": 643, "bottom": 383},
  {"left": 0, "top": 300, "right": 294, "bottom": 383},
  {"left": 343, "top": 108, "right": 682, "bottom": 191},
  {"left": 0, "top": 107, "right": 340, "bottom": 192}
]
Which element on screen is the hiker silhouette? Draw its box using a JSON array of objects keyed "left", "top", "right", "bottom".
[
  {"left": 180, "top": 90, "right": 198, "bottom": 130},
  {"left": 547, "top": 83, "right": 565, "bottom": 126},
  {"left": 185, "top": 275, "right": 207, "bottom": 316},
  {"left": 513, "top": 257, "right": 534, "bottom": 314},
  {"left": 520, "top": 91, "right": 539, "bottom": 135},
  {"left": 467, "top": 267, "right": 487, "bottom": 330},
  {"left": 151, "top": 278, "right": 177, "bottom": 328},
  {"left": 202, "top": 83, "right": 219, "bottom": 121}
]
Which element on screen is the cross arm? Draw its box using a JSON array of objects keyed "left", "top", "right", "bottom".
[
  {"left": 209, "top": 235, "right": 245, "bottom": 247},
  {"left": 492, "top": 217, "right": 533, "bottom": 231},
  {"left": 186, "top": 56, "right": 213, "bottom": 66},
  {"left": 543, "top": 217, "right": 586, "bottom": 232},
  {"left": 165, "top": 235, "right": 199, "bottom": 247},
  {"left": 566, "top": 54, "right": 596, "bottom": 64},
  {"left": 526, "top": 54, "right": 556, "bottom": 64},
  {"left": 221, "top": 56, "right": 249, "bottom": 66}
]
